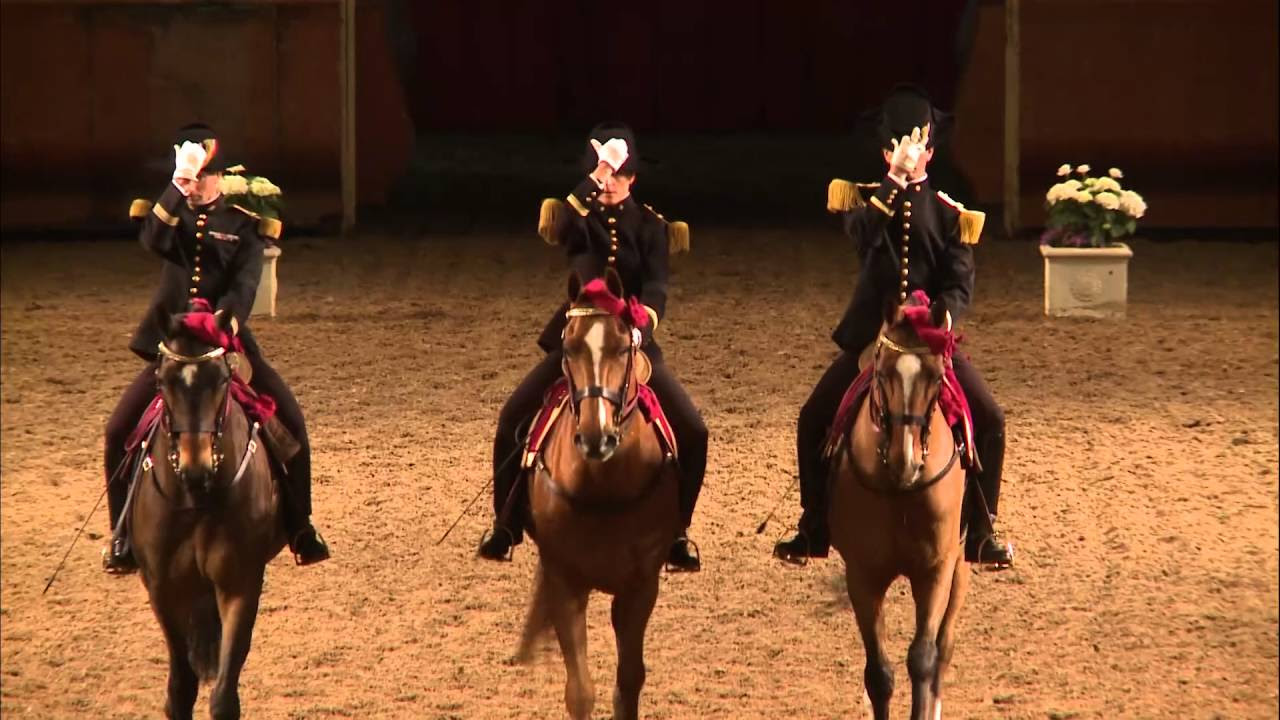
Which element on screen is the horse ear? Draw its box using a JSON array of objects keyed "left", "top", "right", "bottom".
[
  {"left": 567, "top": 271, "right": 582, "bottom": 301},
  {"left": 604, "top": 266, "right": 624, "bottom": 298},
  {"left": 159, "top": 306, "right": 181, "bottom": 338},
  {"left": 881, "top": 295, "right": 900, "bottom": 330}
]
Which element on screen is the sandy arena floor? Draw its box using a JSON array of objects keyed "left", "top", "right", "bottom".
[{"left": 2, "top": 229, "right": 1277, "bottom": 719}]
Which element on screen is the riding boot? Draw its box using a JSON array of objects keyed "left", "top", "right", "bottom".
[
  {"left": 102, "top": 462, "right": 139, "bottom": 574},
  {"left": 666, "top": 535, "right": 701, "bottom": 573},
  {"left": 964, "top": 429, "right": 1012, "bottom": 569}
]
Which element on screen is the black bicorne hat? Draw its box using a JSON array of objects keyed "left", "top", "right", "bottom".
[
  {"left": 866, "top": 84, "right": 953, "bottom": 151},
  {"left": 172, "top": 122, "right": 232, "bottom": 173},
  {"left": 579, "top": 121, "right": 651, "bottom": 175}
]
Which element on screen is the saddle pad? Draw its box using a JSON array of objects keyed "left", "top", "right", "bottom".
[
  {"left": 521, "top": 378, "right": 678, "bottom": 470},
  {"left": 823, "top": 365, "right": 977, "bottom": 469}
]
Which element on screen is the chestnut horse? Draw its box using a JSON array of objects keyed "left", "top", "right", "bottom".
[
  {"left": 828, "top": 295, "right": 970, "bottom": 720},
  {"left": 515, "top": 269, "right": 681, "bottom": 720},
  {"left": 128, "top": 309, "right": 287, "bottom": 719}
]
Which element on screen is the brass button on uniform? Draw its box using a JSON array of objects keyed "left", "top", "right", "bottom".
[
  {"left": 608, "top": 217, "right": 616, "bottom": 224},
  {"left": 189, "top": 287, "right": 198, "bottom": 295}
]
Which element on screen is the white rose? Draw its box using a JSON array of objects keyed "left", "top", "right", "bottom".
[
  {"left": 1076, "top": 164, "right": 1091, "bottom": 175},
  {"left": 1057, "top": 164, "right": 1072, "bottom": 177},
  {"left": 219, "top": 175, "right": 249, "bottom": 195},
  {"left": 1083, "top": 177, "right": 1098, "bottom": 187},
  {"left": 1108, "top": 167, "right": 1123, "bottom": 179},
  {"left": 1046, "top": 182, "right": 1067, "bottom": 204},
  {"left": 1119, "top": 190, "right": 1147, "bottom": 218},
  {"left": 1063, "top": 179, "right": 1082, "bottom": 190},
  {"left": 1073, "top": 190, "right": 1094, "bottom": 203},
  {"left": 1094, "top": 191, "right": 1120, "bottom": 210},
  {"left": 249, "top": 177, "right": 281, "bottom": 197},
  {"left": 1094, "top": 177, "right": 1121, "bottom": 193}
]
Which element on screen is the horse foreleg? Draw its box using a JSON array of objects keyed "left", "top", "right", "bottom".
[
  {"left": 546, "top": 568, "right": 594, "bottom": 720},
  {"left": 846, "top": 564, "right": 894, "bottom": 720},
  {"left": 152, "top": 602, "right": 199, "bottom": 720},
  {"left": 209, "top": 584, "right": 262, "bottom": 720},
  {"left": 931, "top": 554, "right": 969, "bottom": 718},
  {"left": 611, "top": 575, "right": 659, "bottom": 720},
  {"left": 906, "top": 557, "right": 959, "bottom": 720}
]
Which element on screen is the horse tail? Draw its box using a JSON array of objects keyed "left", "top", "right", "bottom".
[
  {"left": 186, "top": 590, "right": 222, "bottom": 682},
  {"left": 515, "top": 562, "right": 553, "bottom": 664}
]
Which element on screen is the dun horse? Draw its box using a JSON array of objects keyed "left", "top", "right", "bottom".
[
  {"left": 127, "top": 307, "right": 287, "bottom": 720},
  {"left": 515, "top": 270, "right": 682, "bottom": 720},
  {"left": 828, "top": 293, "right": 971, "bottom": 720}
]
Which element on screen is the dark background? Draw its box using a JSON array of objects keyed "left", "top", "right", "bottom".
[{"left": 1, "top": 0, "right": 1276, "bottom": 234}]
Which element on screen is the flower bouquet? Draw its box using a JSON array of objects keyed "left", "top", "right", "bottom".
[
  {"left": 218, "top": 166, "right": 284, "bottom": 219},
  {"left": 1040, "top": 164, "right": 1146, "bottom": 248}
]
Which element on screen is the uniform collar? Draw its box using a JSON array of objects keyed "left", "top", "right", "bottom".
[
  {"left": 190, "top": 193, "right": 225, "bottom": 213},
  {"left": 597, "top": 195, "right": 636, "bottom": 216},
  {"left": 906, "top": 175, "right": 931, "bottom": 194}
]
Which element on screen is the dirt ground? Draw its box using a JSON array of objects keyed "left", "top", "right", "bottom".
[{"left": 2, "top": 229, "right": 1277, "bottom": 719}]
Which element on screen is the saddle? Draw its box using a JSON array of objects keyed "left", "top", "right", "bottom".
[{"left": 521, "top": 354, "right": 678, "bottom": 470}]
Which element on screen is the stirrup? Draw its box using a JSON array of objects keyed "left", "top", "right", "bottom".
[
  {"left": 972, "top": 533, "right": 1014, "bottom": 571},
  {"left": 100, "top": 545, "right": 137, "bottom": 576},
  {"left": 478, "top": 526, "right": 516, "bottom": 562},
  {"left": 665, "top": 536, "right": 701, "bottom": 573},
  {"left": 773, "top": 530, "right": 814, "bottom": 567}
]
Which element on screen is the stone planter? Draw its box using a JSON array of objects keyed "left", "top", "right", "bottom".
[
  {"left": 251, "top": 246, "right": 282, "bottom": 317},
  {"left": 1039, "top": 242, "right": 1133, "bottom": 318}
]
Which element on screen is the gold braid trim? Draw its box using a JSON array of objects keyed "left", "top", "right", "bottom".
[
  {"left": 152, "top": 202, "right": 179, "bottom": 226},
  {"left": 538, "top": 198, "right": 563, "bottom": 245}
]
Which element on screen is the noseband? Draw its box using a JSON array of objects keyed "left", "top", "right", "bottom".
[
  {"left": 156, "top": 341, "right": 232, "bottom": 475},
  {"left": 562, "top": 306, "right": 641, "bottom": 429},
  {"left": 869, "top": 333, "right": 942, "bottom": 466}
]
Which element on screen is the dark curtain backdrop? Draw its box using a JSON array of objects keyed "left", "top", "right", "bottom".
[{"left": 402, "top": 0, "right": 975, "bottom": 132}]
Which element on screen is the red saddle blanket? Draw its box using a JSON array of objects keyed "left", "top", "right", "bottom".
[
  {"left": 522, "top": 378, "right": 679, "bottom": 469},
  {"left": 823, "top": 364, "right": 978, "bottom": 469}
]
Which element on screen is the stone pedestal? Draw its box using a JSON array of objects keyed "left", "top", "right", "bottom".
[
  {"left": 252, "top": 246, "right": 282, "bottom": 317},
  {"left": 1039, "top": 242, "right": 1133, "bottom": 318}
]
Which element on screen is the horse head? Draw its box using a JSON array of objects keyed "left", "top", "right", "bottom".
[
  {"left": 561, "top": 268, "right": 646, "bottom": 462},
  {"left": 155, "top": 300, "right": 236, "bottom": 493},
  {"left": 870, "top": 292, "right": 951, "bottom": 487}
]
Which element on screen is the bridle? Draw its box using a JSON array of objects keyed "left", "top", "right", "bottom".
[
  {"left": 868, "top": 333, "right": 943, "bottom": 467},
  {"left": 562, "top": 306, "right": 641, "bottom": 430},
  {"left": 156, "top": 341, "right": 232, "bottom": 476}
]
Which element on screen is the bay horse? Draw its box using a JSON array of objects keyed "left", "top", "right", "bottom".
[
  {"left": 128, "top": 306, "right": 286, "bottom": 720},
  {"left": 514, "top": 269, "right": 681, "bottom": 720},
  {"left": 828, "top": 293, "right": 970, "bottom": 720}
]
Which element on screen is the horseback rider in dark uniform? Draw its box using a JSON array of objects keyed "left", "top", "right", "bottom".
[
  {"left": 477, "top": 123, "right": 708, "bottom": 572},
  {"left": 773, "top": 87, "right": 1014, "bottom": 569},
  {"left": 102, "top": 123, "right": 330, "bottom": 573}
]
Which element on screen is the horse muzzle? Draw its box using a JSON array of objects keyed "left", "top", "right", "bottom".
[{"left": 574, "top": 430, "right": 620, "bottom": 462}]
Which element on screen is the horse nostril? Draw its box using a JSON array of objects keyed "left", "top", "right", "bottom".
[
  {"left": 574, "top": 433, "right": 585, "bottom": 447},
  {"left": 603, "top": 434, "right": 619, "bottom": 451}
]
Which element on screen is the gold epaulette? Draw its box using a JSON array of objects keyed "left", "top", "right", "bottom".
[
  {"left": 935, "top": 190, "right": 984, "bottom": 245},
  {"left": 129, "top": 198, "right": 150, "bottom": 220},
  {"left": 827, "top": 179, "right": 882, "bottom": 213},
  {"left": 538, "top": 197, "right": 563, "bottom": 245},
  {"left": 258, "top": 217, "right": 283, "bottom": 240},
  {"left": 643, "top": 203, "right": 691, "bottom": 255}
]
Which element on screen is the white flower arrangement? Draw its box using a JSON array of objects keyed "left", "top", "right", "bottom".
[
  {"left": 219, "top": 168, "right": 283, "bottom": 219},
  {"left": 1041, "top": 164, "right": 1146, "bottom": 248}
]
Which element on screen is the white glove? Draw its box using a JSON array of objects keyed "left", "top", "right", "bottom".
[
  {"left": 172, "top": 141, "right": 208, "bottom": 183},
  {"left": 889, "top": 125, "right": 930, "bottom": 176},
  {"left": 590, "top": 138, "right": 629, "bottom": 172}
]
